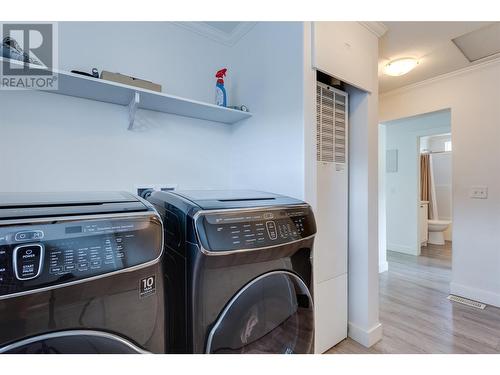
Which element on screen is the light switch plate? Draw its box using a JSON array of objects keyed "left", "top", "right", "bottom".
[{"left": 470, "top": 186, "right": 488, "bottom": 199}]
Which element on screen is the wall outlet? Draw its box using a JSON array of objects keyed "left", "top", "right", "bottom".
[
  {"left": 135, "top": 184, "right": 177, "bottom": 199},
  {"left": 136, "top": 186, "right": 155, "bottom": 199},
  {"left": 470, "top": 186, "right": 488, "bottom": 199}
]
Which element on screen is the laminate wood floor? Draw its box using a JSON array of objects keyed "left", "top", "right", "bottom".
[{"left": 326, "top": 242, "right": 500, "bottom": 354}]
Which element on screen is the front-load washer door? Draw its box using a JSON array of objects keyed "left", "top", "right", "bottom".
[
  {"left": 0, "top": 330, "right": 148, "bottom": 354},
  {"left": 205, "top": 271, "right": 314, "bottom": 354}
]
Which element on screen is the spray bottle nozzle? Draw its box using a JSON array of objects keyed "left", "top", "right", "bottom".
[{"left": 215, "top": 68, "right": 227, "bottom": 79}]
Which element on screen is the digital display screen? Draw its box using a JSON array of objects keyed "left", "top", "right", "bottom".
[
  {"left": 65, "top": 226, "right": 82, "bottom": 234},
  {"left": 198, "top": 207, "right": 316, "bottom": 252}
]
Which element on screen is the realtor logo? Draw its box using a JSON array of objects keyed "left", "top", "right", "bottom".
[{"left": 1, "top": 22, "right": 58, "bottom": 89}]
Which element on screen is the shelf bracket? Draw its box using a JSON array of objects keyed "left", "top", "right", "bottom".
[{"left": 128, "top": 91, "right": 140, "bottom": 130}]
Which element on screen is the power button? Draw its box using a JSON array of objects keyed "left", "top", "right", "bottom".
[{"left": 13, "top": 244, "right": 44, "bottom": 280}]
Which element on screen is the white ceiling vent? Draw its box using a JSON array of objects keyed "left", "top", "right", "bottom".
[
  {"left": 452, "top": 22, "right": 500, "bottom": 62},
  {"left": 316, "top": 83, "right": 347, "bottom": 164}
]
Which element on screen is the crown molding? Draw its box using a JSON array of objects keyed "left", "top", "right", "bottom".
[
  {"left": 359, "top": 22, "right": 388, "bottom": 38},
  {"left": 380, "top": 56, "right": 500, "bottom": 98},
  {"left": 173, "top": 22, "right": 256, "bottom": 47}
]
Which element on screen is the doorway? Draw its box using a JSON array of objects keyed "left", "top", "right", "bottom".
[
  {"left": 379, "top": 109, "right": 452, "bottom": 264},
  {"left": 419, "top": 133, "right": 453, "bottom": 260}
]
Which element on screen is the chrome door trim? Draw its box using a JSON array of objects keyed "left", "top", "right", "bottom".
[
  {"left": 0, "top": 212, "right": 164, "bottom": 301},
  {"left": 192, "top": 205, "right": 316, "bottom": 256},
  {"left": 0, "top": 210, "right": 158, "bottom": 226},
  {"left": 0, "top": 329, "right": 150, "bottom": 354},
  {"left": 205, "top": 270, "right": 314, "bottom": 354}
]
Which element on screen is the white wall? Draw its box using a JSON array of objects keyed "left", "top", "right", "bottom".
[
  {"left": 229, "top": 22, "right": 305, "bottom": 199},
  {"left": 346, "top": 83, "right": 382, "bottom": 347},
  {"left": 312, "top": 22, "right": 378, "bottom": 92},
  {"left": 421, "top": 134, "right": 453, "bottom": 223},
  {"left": 380, "top": 60, "right": 500, "bottom": 307},
  {"left": 432, "top": 152, "right": 453, "bottom": 241},
  {"left": 378, "top": 124, "right": 388, "bottom": 273},
  {"left": 305, "top": 22, "right": 382, "bottom": 349},
  {"left": 0, "top": 22, "right": 236, "bottom": 193},
  {"left": 382, "top": 110, "right": 451, "bottom": 255},
  {"left": 433, "top": 154, "right": 452, "bottom": 215}
]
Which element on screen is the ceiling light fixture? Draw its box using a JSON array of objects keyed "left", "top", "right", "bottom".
[{"left": 383, "top": 58, "right": 419, "bottom": 76}]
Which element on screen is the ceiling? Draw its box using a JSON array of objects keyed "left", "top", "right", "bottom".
[
  {"left": 204, "top": 22, "right": 242, "bottom": 34},
  {"left": 178, "top": 22, "right": 500, "bottom": 93},
  {"left": 379, "top": 22, "right": 500, "bottom": 93},
  {"left": 175, "top": 22, "right": 255, "bottom": 46}
]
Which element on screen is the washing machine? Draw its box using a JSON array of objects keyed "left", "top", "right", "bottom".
[
  {"left": 0, "top": 192, "right": 165, "bottom": 354},
  {"left": 147, "top": 190, "right": 316, "bottom": 354}
]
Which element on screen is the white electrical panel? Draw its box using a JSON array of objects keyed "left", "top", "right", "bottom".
[{"left": 314, "top": 82, "right": 349, "bottom": 353}]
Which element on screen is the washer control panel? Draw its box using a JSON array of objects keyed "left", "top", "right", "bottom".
[
  {"left": 0, "top": 215, "right": 162, "bottom": 298},
  {"left": 196, "top": 206, "right": 316, "bottom": 252}
]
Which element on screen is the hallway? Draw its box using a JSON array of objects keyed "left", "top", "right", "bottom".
[{"left": 328, "top": 243, "right": 500, "bottom": 353}]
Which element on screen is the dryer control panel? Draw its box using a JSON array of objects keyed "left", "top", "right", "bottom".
[
  {"left": 196, "top": 205, "right": 316, "bottom": 253},
  {"left": 0, "top": 214, "right": 162, "bottom": 298}
]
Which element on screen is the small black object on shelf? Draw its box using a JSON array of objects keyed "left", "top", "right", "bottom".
[
  {"left": 229, "top": 105, "right": 249, "bottom": 112},
  {"left": 71, "top": 68, "right": 99, "bottom": 78}
]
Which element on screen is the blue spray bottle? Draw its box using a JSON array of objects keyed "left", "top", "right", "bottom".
[{"left": 215, "top": 68, "right": 227, "bottom": 107}]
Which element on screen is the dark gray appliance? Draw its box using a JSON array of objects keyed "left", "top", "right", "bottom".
[
  {"left": 147, "top": 190, "right": 316, "bottom": 354},
  {"left": 0, "top": 192, "right": 165, "bottom": 354}
]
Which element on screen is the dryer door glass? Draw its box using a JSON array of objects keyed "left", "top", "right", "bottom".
[{"left": 206, "top": 271, "right": 314, "bottom": 354}]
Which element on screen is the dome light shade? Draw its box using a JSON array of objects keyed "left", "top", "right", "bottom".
[{"left": 383, "top": 58, "right": 418, "bottom": 76}]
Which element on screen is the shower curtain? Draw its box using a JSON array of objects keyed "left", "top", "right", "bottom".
[{"left": 420, "top": 154, "right": 434, "bottom": 219}]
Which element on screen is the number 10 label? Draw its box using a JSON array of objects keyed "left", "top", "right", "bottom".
[{"left": 139, "top": 275, "right": 156, "bottom": 298}]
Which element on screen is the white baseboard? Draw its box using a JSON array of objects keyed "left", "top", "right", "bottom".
[
  {"left": 444, "top": 222, "right": 453, "bottom": 242},
  {"left": 387, "top": 242, "right": 419, "bottom": 255},
  {"left": 379, "top": 261, "right": 389, "bottom": 273},
  {"left": 450, "top": 282, "right": 500, "bottom": 308},
  {"left": 348, "top": 322, "right": 383, "bottom": 347}
]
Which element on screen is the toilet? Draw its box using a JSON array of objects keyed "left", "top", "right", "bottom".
[{"left": 428, "top": 219, "right": 451, "bottom": 245}]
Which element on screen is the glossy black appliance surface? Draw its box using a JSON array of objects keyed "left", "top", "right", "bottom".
[
  {"left": 197, "top": 206, "right": 316, "bottom": 252},
  {"left": 148, "top": 190, "right": 316, "bottom": 354},
  {"left": 0, "top": 192, "right": 165, "bottom": 354}
]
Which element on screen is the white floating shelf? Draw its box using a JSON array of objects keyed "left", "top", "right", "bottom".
[{"left": 1, "top": 58, "right": 252, "bottom": 129}]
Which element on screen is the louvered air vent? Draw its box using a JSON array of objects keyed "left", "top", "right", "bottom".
[
  {"left": 316, "top": 85, "right": 321, "bottom": 162},
  {"left": 316, "top": 82, "right": 347, "bottom": 164}
]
